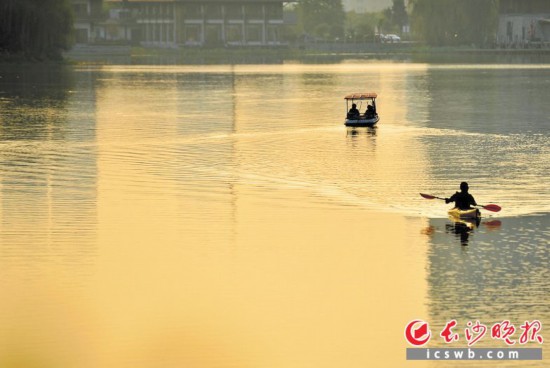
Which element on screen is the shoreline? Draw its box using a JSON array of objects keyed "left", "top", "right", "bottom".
[
  {"left": 59, "top": 44, "right": 550, "bottom": 65},
  {"left": 3, "top": 44, "right": 550, "bottom": 65}
]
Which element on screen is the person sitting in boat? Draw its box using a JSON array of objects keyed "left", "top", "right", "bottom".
[
  {"left": 445, "top": 182, "right": 477, "bottom": 210},
  {"left": 364, "top": 104, "right": 376, "bottom": 118},
  {"left": 347, "top": 103, "right": 360, "bottom": 119}
]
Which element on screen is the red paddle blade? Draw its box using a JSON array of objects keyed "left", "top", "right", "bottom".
[
  {"left": 482, "top": 220, "right": 502, "bottom": 229},
  {"left": 482, "top": 204, "right": 501, "bottom": 212},
  {"left": 420, "top": 193, "right": 436, "bottom": 199}
]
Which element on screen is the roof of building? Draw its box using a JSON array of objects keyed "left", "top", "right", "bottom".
[{"left": 106, "top": 0, "right": 284, "bottom": 3}]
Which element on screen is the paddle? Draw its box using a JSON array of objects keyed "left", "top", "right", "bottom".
[
  {"left": 420, "top": 193, "right": 444, "bottom": 200},
  {"left": 419, "top": 193, "right": 501, "bottom": 212}
]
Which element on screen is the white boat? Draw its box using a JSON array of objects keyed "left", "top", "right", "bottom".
[{"left": 344, "top": 93, "right": 379, "bottom": 127}]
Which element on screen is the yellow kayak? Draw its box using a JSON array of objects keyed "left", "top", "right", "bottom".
[{"left": 448, "top": 207, "right": 480, "bottom": 220}]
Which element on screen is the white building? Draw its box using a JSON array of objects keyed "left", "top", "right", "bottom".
[
  {"left": 106, "top": 0, "right": 286, "bottom": 47},
  {"left": 72, "top": 0, "right": 105, "bottom": 43},
  {"left": 497, "top": 0, "right": 550, "bottom": 47}
]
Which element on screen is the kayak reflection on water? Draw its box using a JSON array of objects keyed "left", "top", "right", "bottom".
[
  {"left": 422, "top": 218, "right": 502, "bottom": 247},
  {"left": 446, "top": 218, "right": 479, "bottom": 246},
  {"left": 445, "top": 218, "right": 502, "bottom": 246}
]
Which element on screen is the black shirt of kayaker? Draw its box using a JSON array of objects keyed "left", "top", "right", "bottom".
[{"left": 446, "top": 191, "right": 477, "bottom": 210}]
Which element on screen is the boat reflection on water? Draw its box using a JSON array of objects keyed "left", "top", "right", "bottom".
[
  {"left": 346, "top": 126, "right": 377, "bottom": 137},
  {"left": 345, "top": 126, "right": 377, "bottom": 152}
]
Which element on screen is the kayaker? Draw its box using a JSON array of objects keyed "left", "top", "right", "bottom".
[{"left": 445, "top": 182, "right": 477, "bottom": 210}]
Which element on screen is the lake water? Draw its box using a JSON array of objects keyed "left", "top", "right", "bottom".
[{"left": 0, "top": 61, "right": 548, "bottom": 367}]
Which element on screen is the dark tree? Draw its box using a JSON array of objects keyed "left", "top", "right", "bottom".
[
  {"left": 392, "top": 0, "right": 408, "bottom": 33},
  {"left": 0, "top": 0, "right": 74, "bottom": 60}
]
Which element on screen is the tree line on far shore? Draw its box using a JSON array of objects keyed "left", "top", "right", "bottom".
[
  {"left": 409, "top": 0, "right": 499, "bottom": 47},
  {"left": 289, "top": 0, "right": 409, "bottom": 43},
  {"left": 0, "top": 0, "right": 73, "bottom": 60},
  {"left": 292, "top": 0, "right": 499, "bottom": 47}
]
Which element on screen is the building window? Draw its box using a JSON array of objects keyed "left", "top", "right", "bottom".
[
  {"left": 162, "top": 4, "right": 174, "bottom": 18},
  {"left": 265, "top": 4, "right": 282, "bottom": 20},
  {"left": 267, "top": 25, "right": 279, "bottom": 42},
  {"left": 205, "top": 24, "right": 223, "bottom": 45},
  {"left": 506, "top": 21, "right": 513, "bottom": 41},
  {"left": 245, "top": 4, "right": 263, "bottom": 19},
  {"left": 184, "top": 4, "right": 202, "bottom": 19},
  {"left": 155, "top": 24, "right": 161, "bottom": 42},
  {"left": 227, "top": 24, "right": 243, "bottom": 42},
  {"left": 167, "top": 24, "right": 174, "bottom": 42},
  {"left": 119, "top": 10, "right": 131, "bottom": 19},
  {"left": 147, "top": 24, "right": 153, "bottom": 41},
  {"left": 246, "top": 24, "right": 262, "bottom": 42},
  {"left": 225, "top": 5, "right": 243, "bottom": 20},
  {"left": 184, "top": 24, "right": 202, "bottom": 44},
  {"left": 73, "top": 3, "right": 88, "bottom": 17},
  {"left": 205, "top": 4, "right": 222, "bottom": 20}
]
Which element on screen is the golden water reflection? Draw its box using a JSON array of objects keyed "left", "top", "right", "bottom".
[
  {"left": 89, "top": 64, "right": 431, "bottom": 367},
  {"left": 6, "top": 62, "right": 549, "bottom": 367},
  {"left": 94, "top": 188, "right": 429, "bottom": 367}
]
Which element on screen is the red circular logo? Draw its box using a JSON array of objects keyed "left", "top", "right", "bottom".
[{"left": 405, "top": 320, "right": 431, "bottom": 346}]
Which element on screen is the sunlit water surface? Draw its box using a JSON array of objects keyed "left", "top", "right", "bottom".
[{"left": 0, "top": 62, "right": 548, "bottom": 367}]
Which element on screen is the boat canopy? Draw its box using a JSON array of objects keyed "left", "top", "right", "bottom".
[{"left": 344, "top": 93, "right": 377, "bottom": 100}]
